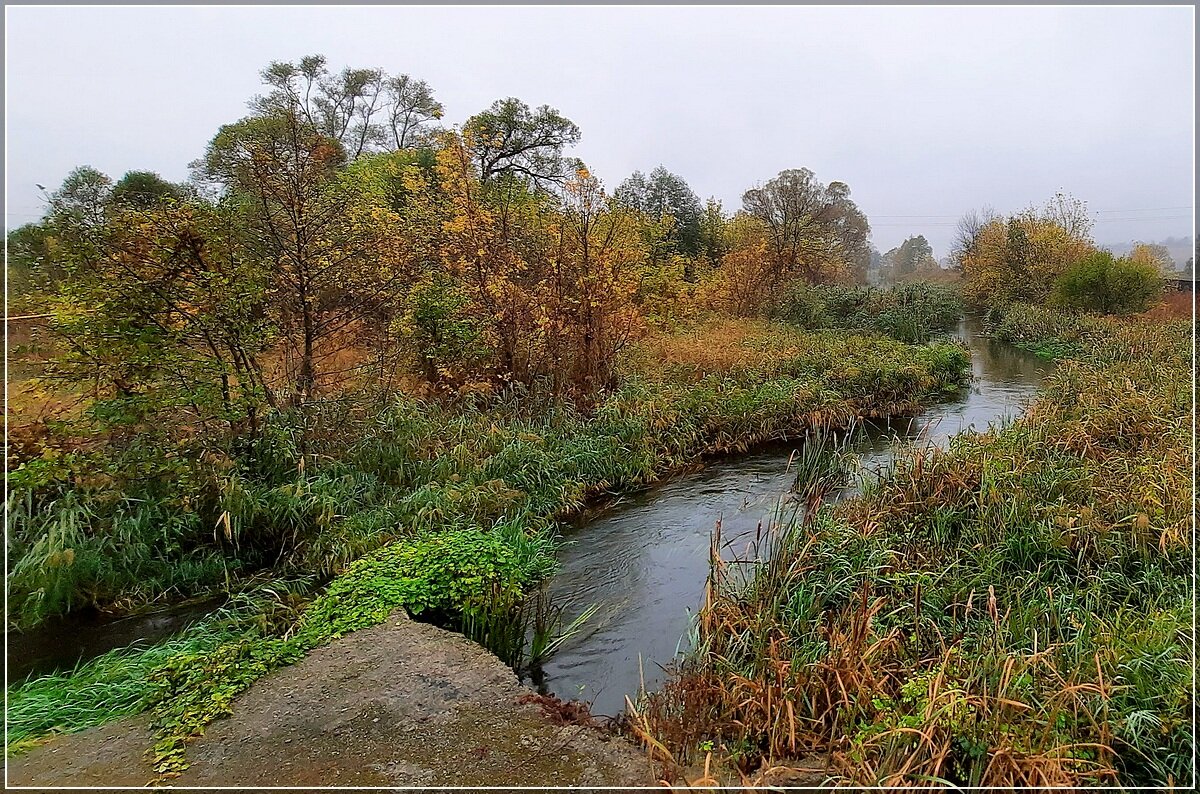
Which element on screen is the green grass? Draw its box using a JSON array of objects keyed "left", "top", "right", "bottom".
[{"left": 5, "top": 585, "right": 307, "bottom": 751}]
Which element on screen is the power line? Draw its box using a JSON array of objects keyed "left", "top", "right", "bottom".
[
  {"left": 1093, "top": 206, "right": 1193, "bottom": 214},
  {"left": 869, "top": 206, "right": 1193, "bottom": 220}
]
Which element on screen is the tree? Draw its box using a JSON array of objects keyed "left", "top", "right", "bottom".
[
  {"left": 384, "top": 74, "right": 444, "bottom": 149},
  {"left": 1052, "top": 251, "right": 1162, "bottom": 315},
  {"left": 704, "top": 214, "right": 775, "bottom": 316},
  {"left": 865, "top": 246, "right": 885, "bottom": 285},
  {"left": 698, "top": 198, "right": 729, "bottom": 265},
  {"left": 1129, "top": 242, "right": 1175, "bottom": 273},
  {"left": 740, "top": 168, "right": 870, "bottom": 286},
  {"left": 6, "top": 222, "right": 57, "bottom": 309},
  {"left": 196, "top": 109, "right": 405, "bottom": 404},
  {"left": 889, "top": 235, "right": 937, "bottom": 280},
  {"left": 614, "top": 166, "right": 704, "bottom": 258},
  {"left": 1040, "top": 191, "right": 1092, "bottom": 240},
  {"left": 50, "top": 165, "right": 113, "bottom": 230},
  {"left": 951, "top": 206, "right": 997, "bottom": 269},
  {"left": 463, "top": 98, "right": 581, "bottom": 186},
  {"left": 40, "top": 176, "right": 273, "bottom": 440},
  {"left": 111, "top": 170, "right": 187, "bottom": 209},
  {"left": 254, "top": 55, "right": 444, "bottom": 160},
  {"left": 959, "top": 194, "right": 1095, "bottom": 306},
  {"left": 550, "top": 168, "right": 646, "bottom": 394}
]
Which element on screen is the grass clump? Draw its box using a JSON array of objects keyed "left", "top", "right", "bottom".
[
  {"left": 638, "top": 307, "right": 1193, "bottom": 788},
  {"left": 5, "top": 586, "right": 306, "bottom": 753}
]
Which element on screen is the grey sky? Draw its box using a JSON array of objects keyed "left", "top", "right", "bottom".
[{"left": 5, "top": 5, "right": 1194, "bottom": 257}]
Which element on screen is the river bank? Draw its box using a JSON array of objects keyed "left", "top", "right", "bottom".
[
  {"left": 638, "top": 307, "right": 1193, "bottom": 787},
  {"left": 538, "top": 317, "right": 1049, "bottom": 717}
]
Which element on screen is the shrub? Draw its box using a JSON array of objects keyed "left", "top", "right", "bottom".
[
  {"left": 1051, "top": 251, "right": 1162, "bottom": 315},
  {"left": 774, "top": 282, "right": 964, "bottom": 344}
]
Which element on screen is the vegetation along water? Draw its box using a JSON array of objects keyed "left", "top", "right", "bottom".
[{"left": 5, "top": 50, "right": 1193, "bottom": 788}]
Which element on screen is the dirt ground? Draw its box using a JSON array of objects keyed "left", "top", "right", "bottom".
[{"left": 5, "top": 611, "right": 658, "bottom": 789}]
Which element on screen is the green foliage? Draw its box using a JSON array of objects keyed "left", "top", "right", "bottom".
[
  {"left": 775, "top": 282, "right": 964, "bottom": 344},
  {"left": 146, "top": 633, "right": 307, "bottom": 777},
  {"left": 297, "top": 529, "right": 530, "bottom": 641},
  {"left": 110, "top": 171, "right": 186, "bottom": 209},
  {"left": 7, "top": 619, "right": 232, "bottom": 751},
  {"left": 1051, "top": 250, "right": 1163, "bottom": 315},
  {"left": 398, "top": 272, "right": 491, "bottom": 382},
  {"left": 6, "top": 222, "right": 57, "bottom": 309},
  {"left": 5, "top": 587, "right": 306, "bottom": 751},
  {"left": 463, "top": 97, "right": 581, "bottom": 185},
  {"left": 882, "top": 234, "right": 936, "bottom": 280},
  {"left": 615, "top": 166, "right": 704, "bottom": 259}
]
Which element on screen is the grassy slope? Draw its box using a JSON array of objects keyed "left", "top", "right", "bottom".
[
  {"left": 641, "top": 307, "right": 1193, "bottom": 787},
  {"left": 8, "top": 318, "right": 970, "bottom": 776}
]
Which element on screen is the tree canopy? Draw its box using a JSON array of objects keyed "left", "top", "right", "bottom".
[
  {"left": 462, "top": 98, "right": 582, "bottom": 186},
  {"left": 740, "top": 168, "right": 871, "bottom": 286},
  {"left": 614, "top": 166, "right": 704, "bottom": 258}
]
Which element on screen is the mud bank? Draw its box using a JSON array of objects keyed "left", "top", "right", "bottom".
[{"left": 6, "top": 611, "right": 653, "bottom": 788}]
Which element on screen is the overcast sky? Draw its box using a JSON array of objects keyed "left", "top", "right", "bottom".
[{"left": 5, "top": 5, "right": 1195, "bottom": 256}]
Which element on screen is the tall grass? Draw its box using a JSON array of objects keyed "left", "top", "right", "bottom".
[
  {"left": 639, "top": 307, "right": 1193, "bottom": 787},
  {"left": 8, "top": 320, "right": 970, "bottom": 631}
]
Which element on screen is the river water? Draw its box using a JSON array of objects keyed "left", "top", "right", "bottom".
[{"left": 535, "top": 318, "right": 1050, "bottom": 717}]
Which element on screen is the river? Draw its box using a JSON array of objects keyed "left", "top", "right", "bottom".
[{"left": 534, "top": 318, "right": 1051, "bottom": 717}]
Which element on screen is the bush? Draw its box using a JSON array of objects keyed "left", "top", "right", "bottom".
[
  {"left": 774, "top": 282, "right": 963, "bottom": 344},
  {"left": 1051, "top": 251, "right": 1162, "bottom": 315}
]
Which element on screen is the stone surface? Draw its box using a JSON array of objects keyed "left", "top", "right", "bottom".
[{"left": 6, "top": 611, "right": 654, "bottom": 789}]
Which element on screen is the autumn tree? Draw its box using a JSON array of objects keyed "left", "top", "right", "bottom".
[
  {"left": 959, "top": 194, "right": 1095, "bottom": 306},
  {"left": 7, "top": 222, "right": 58, "bottom": 310},
  {"left": 7, "top": 167, "right": 112, "bottom": 309},
  {"left": 885, "top": 235, "right": 937, "bottom": 281},
  {"left": 698, "top": 198, "right": 730, "bottom": 265},
  {"left": 39, "top": 172, "right": 272, "bottom": 439},
  {"left": 551, "top": 167, "right": 646, "bottom": 393},
  {"left": 704, "top": 214, "right": 775, "bottom": 316},
  {"left": 1129, "top": 242, "right": 1175, "bottom": 273},
  {"left": 196, "top": 109, "right": 407, "bottom": 404},
  {"left": 740, "top": 168, "right": 870, "bottom": 287}
]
